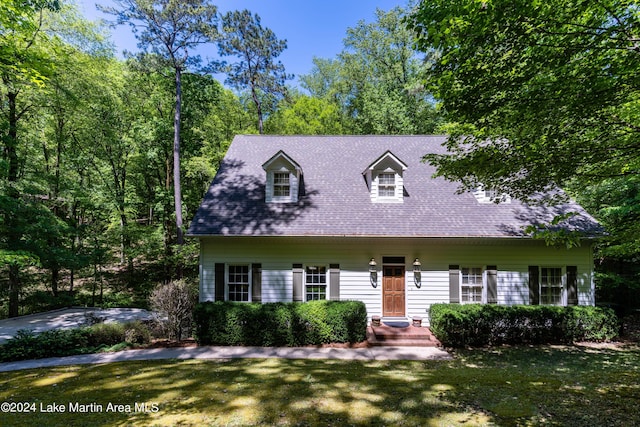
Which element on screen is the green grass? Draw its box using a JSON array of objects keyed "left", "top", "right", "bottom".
[{"left": 1, "top": 344, "right": 639, "bottom": 426}]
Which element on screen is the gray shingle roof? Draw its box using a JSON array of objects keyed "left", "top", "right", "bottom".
[{"left": 188, "top": 135, "right": 601, "bottom": 238}]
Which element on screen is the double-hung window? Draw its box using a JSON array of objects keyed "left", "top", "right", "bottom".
[
  {"left": 461, "top": 267, "right": 483, "bottom": 303},
  {"left": 378, "top": 172, "right": 396, "bottom": 197},
  {"left": 228, "top": 265, "right": 250, "bottom": 302},
  {"left": 484, "top": 188, "right": 498, "bottom": 201},
  {"left": 305, "top": 266, "right": 327, "bottom": 301},
  {"left": 273, "top": 172, "right": 291, "bottom": 198},
  {"left": 540, "top": 267, "right": 563, "bottom": 305},
  {"left": 473, "top": 185, "right": 511, "bottom": 204}
]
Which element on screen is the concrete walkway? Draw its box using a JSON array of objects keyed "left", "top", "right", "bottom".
[{"left": 0, "top": 345, "right": 452, "bottom": 372}]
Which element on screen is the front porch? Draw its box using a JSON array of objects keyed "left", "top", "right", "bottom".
[{"left": 367, "top": 317, "right": 441, "bottom": 347}]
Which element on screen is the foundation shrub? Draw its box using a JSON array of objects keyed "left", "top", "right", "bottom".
[
  {"left": 564, "top": 306, "right": 620, "bottom": 341},
  {"left": 193, "top": 300, "right": 367, "bottom": 346},
  {"left": 429, "top": 303, "right": 619, "bottom": 347},
  {"left": 326, "top": 300, "right": 368, "bottom": 343}
]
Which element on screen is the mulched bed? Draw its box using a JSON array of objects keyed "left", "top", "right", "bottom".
[
  {"left": 143, "top": 338, "right": 198, "bottom": 349},
  {"left": 141, "top": 338, "right": 370, "bottom": 349},
  {"left": 621, "top": 312, "right": 640, "bottom": 341}
]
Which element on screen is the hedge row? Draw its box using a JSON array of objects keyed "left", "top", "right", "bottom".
[
  {"left": 193, "top": 300, "right": 368, "bottom": 346},
  {"left": 0, "top": 321, "right": 151, "bottom": 362},
  {"left": 429, "top": 304, "right": 619, "bottom": 347}
]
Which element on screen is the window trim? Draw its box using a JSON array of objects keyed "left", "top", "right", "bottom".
[
  {"left": 460, "top": 266, "right": 484, "bottom": 304},
  {"left": 227, "top": 264, "right": 251, "bottom": 302},
  {"left": 304, "top": 264, "right": 328, "bottom": 301}
]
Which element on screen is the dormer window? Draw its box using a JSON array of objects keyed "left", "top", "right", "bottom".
[
  {"left": 273, "top": 172, "right": 291, "bottom": 197},
  {"left": 262, "top": 151, "right": 302, "bottom": 203},
  {"left": 484, "top": 188, "right": 497, "bottom": 200},
  {"left": 378, "top": 172, "right": 396, "bottom": 197},
  {"left": 473, "top": 185, "right": 511, "bottom": 204},
  {"left": 364, "top": 151, "right": 408, "bottom": 203}
]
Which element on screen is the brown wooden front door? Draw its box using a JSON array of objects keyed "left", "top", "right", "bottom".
[{"left": 383, "top": 266, "right": 405, "bottom": 317}]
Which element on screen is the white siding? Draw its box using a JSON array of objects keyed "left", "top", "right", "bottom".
[
  {"left": 199, "top": 242, "right": 215, "bottom": 302},
  {"left": 262, "top": 269, "right": 291, "bottom": 302},
  {"left": 198, "top": 236, "right": 595, "bottom": 325},
  {"left": 265, "top": 170, "right": 274, "bottom": 202}
]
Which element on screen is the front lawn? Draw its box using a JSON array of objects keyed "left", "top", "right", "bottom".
[{"left": 0, "top": 344, "right": 638, "bottom": 426}]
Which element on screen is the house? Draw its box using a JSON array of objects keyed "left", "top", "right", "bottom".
[{"left": 188, "top": 135, "right": 601, "bottom": 324}]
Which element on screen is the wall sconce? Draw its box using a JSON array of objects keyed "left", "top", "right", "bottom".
[
  {"left": 369, "top": 258, "right": 377, "bottom": 287},
  {"left": 413, "top": 258, "right": 422, "bottom": 287}
]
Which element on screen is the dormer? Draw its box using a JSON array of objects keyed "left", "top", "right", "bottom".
[
  {"left": 363, "top": 151, "right": 408, "bottom": 203},
  {"left": 262, "top": 151, "right": 302, "bottom": 203},
  {"left": 472, "top": 185, "right": 512, "bottom": 204}
]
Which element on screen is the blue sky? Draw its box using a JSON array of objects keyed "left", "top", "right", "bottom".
[{"left": 78, "top": 0, "right": 406, "bottom": 86}]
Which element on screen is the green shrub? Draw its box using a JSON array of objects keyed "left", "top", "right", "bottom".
[
  {"left": 0, "top": 320, "right": 154, "bottom": 363},
  {"left": 193, "top": 300, "right": 368, "bottom": 346},
  {"left": 85, "top": 321, "right": 151, "bottom": 347},
  {"left": 87, "top": 323, "right": 126, "bottom": 347},
  {"left": 20, "top": 291, "right": 77, "bottom": 314},
  {"left": 100, "top": 292, "right": 136, "bottom": 309},
  {"left": 429, "top": 304, "right": 619, "bottom": 348},
  {"left": 123, "top": 321, "right": 152, "bottom": 344},
  {"left": 564, "top": 306, "right": 620, "bottom": 341},
  {"left": 0, "top": 328, "right": 92, "bottom": 362}
]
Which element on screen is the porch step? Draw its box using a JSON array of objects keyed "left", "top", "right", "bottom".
[{"left": 367, "top": 325, "right": 441, "bottom": 347}]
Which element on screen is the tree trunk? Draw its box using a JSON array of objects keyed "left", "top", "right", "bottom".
[
  {"left": 163, "top": 154, "right": 173, "bottom": 282},
  {"left": 99, "top": 267, "right": 104, "bottom": 304},
  {"left": 251, "top": 85, "right": 264, "bottom": 134},
  {"left": 51, "top": 267, "right": 59, "bottom": 296},
  {"left": 6, "top": 90, "right": 20, "bottom": 317},
  {"left": 6, "top": 91, "right": 19, "bottom": 183},
  {"left": 92, "top": 263, "right": 97, "bottom": 306},
  {"left": 8, "top": 264, "right": 20, "bottom": 318},
  {"left": 54, "top": 116, "right": 62, "bottom": 201},
  {"left": 119, "top": 213, "right": 126, "bottom": 264},
  {"left": 173, "top": 67, "right": 184, "bottom": 247}
]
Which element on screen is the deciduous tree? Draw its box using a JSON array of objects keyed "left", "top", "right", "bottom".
[
  {"left": 302, "top": 6, "right": 441, "bottom": 135},
  {"left": 265, "top": 94, "right": 345, "bottom": 135},
  {"left": 1, "top": 0, "right": 60, "bottom": 316},
  {"left": 408, "top": 0, "right": 640, "bottom": 309},
  {"left": 408, "top": 0, "right": 640, "bottom": 201}
]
